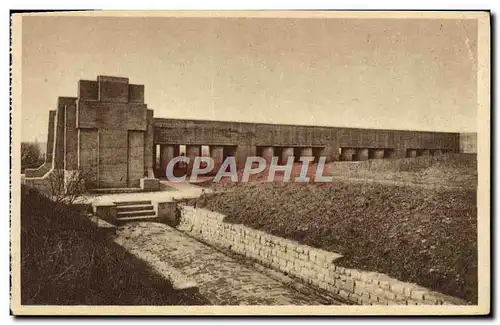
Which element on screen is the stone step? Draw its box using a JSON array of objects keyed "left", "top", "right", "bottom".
[
  {"left": 116, "top": 210, "right": 156, "bottom": 218},
  {"left": 116, "top": 204, "right": 154, "bottom": 212},
  {"left": 114, "top": 200, "right": 152, "bottom": 206},
  {"left": 115, "top": 215, "right": 159, "bottom": 225}
]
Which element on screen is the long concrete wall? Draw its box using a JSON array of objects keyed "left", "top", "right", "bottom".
[
  {"left": 153, "top": 118, "right": 461, "bottom": 164},
  {"left": 25, "top": 75, "right": 463, "bottom": 189}
]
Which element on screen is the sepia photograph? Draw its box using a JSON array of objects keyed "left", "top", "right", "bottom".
[{"left": 9, "top": 10, "right": 490, "bottom": 316}]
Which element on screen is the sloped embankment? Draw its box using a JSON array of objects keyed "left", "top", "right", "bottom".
[
  {"left": 20, "top": 185, "right": 208, "bottom": 305},
  {"left": 197, "top": 181, "right": 477, "bottom": 303}
]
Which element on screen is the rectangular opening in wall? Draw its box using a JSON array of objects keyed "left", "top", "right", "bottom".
[
  {"left": 313, "top": 147, "right": 324, "bottom": 164},
  {"left": 222, "top": 145, "right": 237, "bottom": 160},
  {"left": 273, "top": 147, "right": 283, "bottom": 164},
  {"left": 293, "top": 147, "right": 301, "bottom": 162},
  {"left": 384, "top": 148, "right": 395, "bottom": 158}
]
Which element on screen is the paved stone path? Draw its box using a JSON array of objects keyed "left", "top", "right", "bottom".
[{"left": 114, "top": 221, "right": 336, "bottom": 305}]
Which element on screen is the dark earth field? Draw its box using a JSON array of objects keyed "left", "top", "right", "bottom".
[{"left": 195, "top": 154, "right": 478, "bottom": 303}]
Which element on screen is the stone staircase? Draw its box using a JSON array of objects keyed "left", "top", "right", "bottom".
[{"left": 114, "top": 200, "right": 157, "bottom": 224}]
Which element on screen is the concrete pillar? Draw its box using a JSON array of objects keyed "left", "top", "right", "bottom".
[
  {"left": 210, "top": 146, "right": 224, "bottom": 164},
  {"left": 355, "top": 148, "right": 369, "bottom": 161},
  {"left": 128, "top": 131, "right": 145, "bottom": 187},
  {"left": 186, "top": 145, "right": 201, "bottom": 158},
  {"left": 210, "top": 146, "right": 225, "bottom": 173},
  {"left": 320, "top": 146, "right": 337, "bottom": 163},
  {"left": 152, "top": 144, "right": 157, "bottom": 169},
  {"left": 235, "top": 145, "right": 256, "bottom": 169},
  {"left": 64, "top": 102, "right": 78, "bottom": 170},
  {"left": 340, "top": 148, "right": 355, "bottom": 161},
  {"left": 186, "top": 145, "right": 201, "bottom": 174},
  {"left": 46, "top": 110, "right": 56, "bottom": 163},
  {"left": 159, "top": 145, "right": 178, "bottom": 177},
  {"left": 419, "top": 149, "right": 430, "bottom": 156},
  {"left": 53, "top": 100, "right": 66, "bottom": 169},
  {"left": 371, "top": 149, "right": 385, "bottom": 159},
  {"left": 407, "top": 149, "right": 417, "bottom": 158},
  {"left": 299, "top": 147, "right": 313, "bottom": 157},
  {"left": 281, "top": 147, "right": 294, "bottom": 164},
  {"left": 261, "top": 147, "right": 274, "bottom": 164},
  {"left": 144, "top": 109, "right": 155, "bottom": 178}
]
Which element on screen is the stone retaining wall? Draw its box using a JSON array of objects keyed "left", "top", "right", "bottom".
[{"left": 178, "top": 205, "right": 467, "bottom": 306}]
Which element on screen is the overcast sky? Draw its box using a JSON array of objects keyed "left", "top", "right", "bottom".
[{"left": 21, "top": 15, "right": 477, "bottom": 142}]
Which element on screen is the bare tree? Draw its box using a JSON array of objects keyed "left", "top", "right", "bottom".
[{"left": 48, "top": 168, "right": 89, "bottom": 204}]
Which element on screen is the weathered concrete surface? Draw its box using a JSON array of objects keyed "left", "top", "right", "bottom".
[
  {"left": 407, "top": 149, "right": 417, "bottom": 158},
  {"left": 236, "top": 145, "right": 256, "bottom": 168},
  {"left": 144, "top": 109, "right": 155, "bottom": 178},
  {"left": 78, "top": 129, "right": 99, "bottom": 188},
  {"left": 299, "top": 147, "right": 313, "bottom": 157},
  {"left": 77, "top": 101, "right": 148, "bottom": 131},
  {"left": 128, "top": 131, "right": 145, "bottom": 187},
  {"left": 98, "top": 129, "right": 128, "bottom": 188},
  {"left": 64, "top": 102, "right": 78, "bottom": 170},
  {"left": 114, "top": 222, "right": 331, "bottom": 305},
  {"left": 45, "top": 110, "right": 56, "bottom": 163},
  {"left": 281, "top": 147, "right": 294, "bottom": 164},
  {"left": 53, "top": 99, "right": 68, "bottom": 169},
  {"left": 210, "top": 146, "right": 224, "bottom": 173},
  {"left": 210, "top": 146, "right": 224, "bottom": 163},
  {"left": 140, "top": 178, "right": 160, "bottom": 191},
  {"left": 97, "top": 75, "right": 130, "bottom": 103},
  {"left": 159, "top": 145, "right": 177, "bottom": 176},
  {"left": 78, "top": 80, "right": 99, "bottom": 100},
  {"left": 154, "top": 118, "right": 461, "bottom": 162},
  {"left": 260, "top": 146, "right": 274, "bottom": 164},
  {"left": 128, "top": 84, "right": 145, "bottom": 103},
  {"left": 355, "top": 148, "right": 369, "bottom": 161}
]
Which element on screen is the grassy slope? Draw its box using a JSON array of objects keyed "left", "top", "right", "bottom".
[
  {"left": 197, "top": 155, "right": 478, "bottom": 303},
  {"left": 20, "top": 185, "right": 208, "bottom": 305}
]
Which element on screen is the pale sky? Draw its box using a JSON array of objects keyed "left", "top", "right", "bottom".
[{"left": 21, "top": 15, "right": 477, "bottom": 142}]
